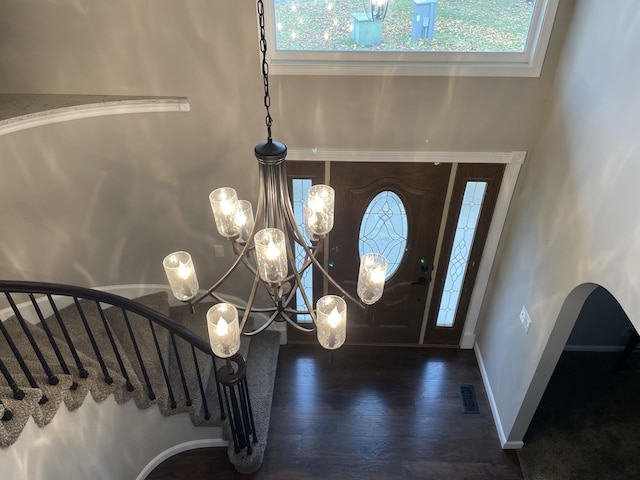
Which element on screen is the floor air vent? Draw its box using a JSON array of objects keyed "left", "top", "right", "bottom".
[{"left": 459, "top": 384, "right": 480, "bottom": 414}]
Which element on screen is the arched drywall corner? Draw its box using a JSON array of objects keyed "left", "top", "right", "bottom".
[{"left": 507, "top": 282, "right": 610, "bottom": 443}]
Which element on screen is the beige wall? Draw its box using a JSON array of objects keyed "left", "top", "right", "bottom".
[
  {"left": 477, "top": 0, "right": 640, "bottom": 445},
  {"left": 1, "top": 0, "right": 610, "bottom": 449},
  {"left": 0, "top": 0, "right": 562, "bottom": 293}
]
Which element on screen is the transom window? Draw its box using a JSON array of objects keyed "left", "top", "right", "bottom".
[{"left": 264, "top": 0, "right": 559, "bottom": 76}]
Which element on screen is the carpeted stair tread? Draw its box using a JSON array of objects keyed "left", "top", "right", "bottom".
[
  {"left": 0, "top": 387, "right": 44, "bottom": 448},
  {"left": 2, "top": 315, "right": 117, "bottom": 410},
  {"left": 39, "top": 299, "right": 145, "bottom": 405},
  {"left": 226, "top": 329, "right": 280, "bottom": 474}
]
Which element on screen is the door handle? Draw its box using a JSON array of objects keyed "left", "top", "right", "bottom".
[{"left": 412, "top": 260, "right": 432, "bottom": 285}]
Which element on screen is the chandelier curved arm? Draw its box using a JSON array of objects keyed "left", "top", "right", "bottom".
[
  {"left": 279, "top": 310, "right": 316, "bottom": 332},
  {"left": 284, "top": 239, "right": 318, "bottom": 323},
  {"left": 276, "top": 168, "right": 365, "bottom": 310},
  {"left": 239, "top": 268, "right": 263, "bottom": 331},
  {"left": 190, "top": 167, "right": 269, "bottom": 307}
]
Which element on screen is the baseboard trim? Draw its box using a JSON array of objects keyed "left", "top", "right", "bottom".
[
  {"left": 563, "top": 344, "right": 625, "bottom": 352},
  {"left": 136, "top": 438, "right": 228, "bottom": 480},
  {"left": 474, "top": 344, "right": 521, "bottom": 449}
]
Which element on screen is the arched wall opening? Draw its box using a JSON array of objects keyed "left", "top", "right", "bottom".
[
  {"left": 516, "top": 284, "right": 640, "bottom": 477},
  {"left": 510, "top": 283, "right": 638, "bottom": 443}
]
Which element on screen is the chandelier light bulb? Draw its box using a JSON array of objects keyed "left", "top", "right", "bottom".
[
  {"left": 328, "top": 306, "right": 341, "bottom": 328},
  {"left": 177, "top": 261, "right": 191, "bottom": 280},
  {"left": 216, "top": 317, "right": 229, "bottom": 336}
]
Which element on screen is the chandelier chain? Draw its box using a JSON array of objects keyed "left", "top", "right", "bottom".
[{"left": 257, "top": 0, "right": 273, "bottom": 142}]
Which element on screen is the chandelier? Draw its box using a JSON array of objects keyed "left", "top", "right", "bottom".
[{"left": 162, "top": 0, "right": 387, "bottom": 357}]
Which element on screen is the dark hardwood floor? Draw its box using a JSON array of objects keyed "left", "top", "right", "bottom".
[{"left": 146, "top": 343, "right": 522, "bottom": 479}]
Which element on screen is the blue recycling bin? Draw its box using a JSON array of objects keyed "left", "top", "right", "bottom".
[{"left": 412, "top": 0, "right": 437, "bottom": 41}]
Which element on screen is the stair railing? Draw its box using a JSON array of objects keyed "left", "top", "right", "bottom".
[{"left": 0, "top": 280, "right": 257, "bottom": 455}]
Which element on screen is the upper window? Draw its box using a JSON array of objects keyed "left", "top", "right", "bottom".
[{"left": 264, "top": 0, "right": 559, "bottom": 76}]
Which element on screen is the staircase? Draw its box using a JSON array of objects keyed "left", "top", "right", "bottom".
[{"left": 0, "top": 281, "right": 279, "bottom": 477}]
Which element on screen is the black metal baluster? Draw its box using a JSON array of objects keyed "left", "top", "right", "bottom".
[
  {"left": 74, "top": 297, "right": 113, "bottom": 385},
  {"left": 222, "top": 387, "right": 241, "bottom": 453},
  {"left": 170, "top": 333, "right": 192, "bottom": 407},
  {"left": 192, "top": 346, "right": 211, "bottom": 420},
  {"left": 212, "top": 357, "right": 226, "bottom": 420},
  {"left": 0, "top": 398, "right": 13, "bottom": 421},
  {"left": 5, "top": 293, "right": 58, "bottom": 386},
  {"left": 0, "top": 299, "right": 46, "bottom": 404},
  {"left": 47, "top": 295, "right": 89, "bottom": 379},
  {"left": 0, "top": 356, "right": 25, "bottom": 400},
  {"left": 121, "top": 309, "right": 155, "bottom": 401},
  {"left": 228, "top": 386, "right": 249, "bottom": 452},
  {"left": 241, "top": 378, "right": 258, "bottom": 445},
  {"left": 28, "top": 294, "right": 72, "bottom": 388},
  {"left": 237, "top": 381, "right": 254, "bottom": 454},
  {"left": 95, "top": 302, "right": 134, "bottom": 392},
  {"left": 148, "top": 320, "right": 176, "bottom": 408}
]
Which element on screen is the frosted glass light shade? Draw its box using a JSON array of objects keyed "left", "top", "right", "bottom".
[
  {"left": 163, "top": 251, "right": 199, "bottom": 301},
  {"left": 305, "top": 184, "right": 334, "bottom": 235},
  {"left": 316, "top": 295, "right": 347, "bottom": 350},
  {"left": 210, "top": 187, "right": 241, "bottom": 238},
  {"left": 357, "top": 253, "right": 387, "bottom": 305},
  {"left": 234, "top": 200, "right": 254, "bottom": 244},
  {"left": 254, "top": 228, "right": 288, "bottom": 284},
  {"left": 207, "top": 303, "right": 241, "bottom": 358}
]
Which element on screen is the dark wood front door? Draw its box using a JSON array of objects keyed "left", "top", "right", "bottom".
[{"left": 329, "top": 162, "right": 452, "bottom": 344}]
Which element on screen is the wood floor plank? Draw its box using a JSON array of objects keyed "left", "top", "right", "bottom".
[{"left": 146, "top": 344, "right": 523, "bottom": 480}]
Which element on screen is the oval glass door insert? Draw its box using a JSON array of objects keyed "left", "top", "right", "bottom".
[{"left": 359, "top": 191, "right": 408, "bottom": 279}]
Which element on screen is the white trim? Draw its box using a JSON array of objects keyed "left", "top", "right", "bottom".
[
  {"left": 460, "top": 152, "right": 526, "bottom": 348},
  {"left": 135, "top": 438, "right": 228, "bottom": 480},
  {"left": 265, "top": 0, "right": 559, "bottom": 77},
  {"left": 475, "top": 343, "right": 522, "bottom": 449},
  {"left": 0, "top": 97, "right": 190, "bottom": 136},
  {"left": 287, "top": 148, "right": 522, "bottom": 165},
  {"left": 460, "top": 332, "right": 476, "bottom": 350}
]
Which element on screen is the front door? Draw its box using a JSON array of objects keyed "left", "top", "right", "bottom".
[{"left": 329, "top": 162, "right": 451, "bottom": 344}]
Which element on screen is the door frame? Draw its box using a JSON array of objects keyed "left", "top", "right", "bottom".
[{"left": 285, "top": 148, "right": 526, "bottom": 349}]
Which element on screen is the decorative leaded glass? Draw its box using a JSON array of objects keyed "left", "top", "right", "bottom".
[
  {"left": 292, "top": 178, "right": 313, "bottom": 322},
  {"left": 358, "top": 191, "right": 408, "bottom": 279},
  {"left": 435, "top": 182, "right": 487, "bottom": 328}
]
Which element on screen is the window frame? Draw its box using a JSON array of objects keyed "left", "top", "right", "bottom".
[{"left": 263, "top": 0, "right": 559, "bottom": 77}]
